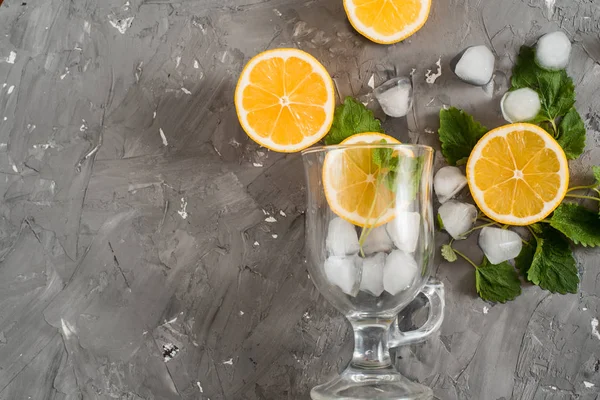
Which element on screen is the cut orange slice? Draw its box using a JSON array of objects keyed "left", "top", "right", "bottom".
[
  {"left": 466, "top": 123, "right": 569, "bottom": 226},
  {"left": 344, "top": 0, "right": 431, "bottom": 44},
  {"left": 234, "top": 49, "right": 335, "bottom": 153},
  {"left": 323, "top": 133, "right": 409, "bottom": 227}
]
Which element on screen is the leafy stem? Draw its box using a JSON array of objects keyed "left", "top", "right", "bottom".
[
  {"left": 567, "top": 184, "right": 599, "bottom": 193},
  {"left": 565, "top": 194, "right": 600, "bottom": 202},
  {"left": 453, "top": 249, "right": 479, "bottom": 269}
]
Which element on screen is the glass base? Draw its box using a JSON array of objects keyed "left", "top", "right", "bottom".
[{"left": 310, "top": 366, "right": 433, "bottom": 400}]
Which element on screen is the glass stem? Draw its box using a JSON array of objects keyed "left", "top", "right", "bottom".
[{"left": 350, "top": 319, "right": 393, "bottom": 369}]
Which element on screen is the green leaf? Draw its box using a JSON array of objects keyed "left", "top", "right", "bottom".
[
  {"left": 475, "top": 257, "right": 522, "bottom": 303},
  {"left": 592, "top": 166, "right": 600, "bottom": 186},
  {"left": 550, "top": 203, "right": 600, "bottom": 247},
  {"left": 515, "top": 237, "right": 536, "bottom": 278},
  {"left": 441, "top": 244, "right": 457, "bottom": 262},
  {"left": 324, "top": 97, "right": 383, "bottom": 145},
  {"left": 527, "top": 225, "right": 579, "bottom": 294},
  {"left": 438, "top": 107, "right": 488, "bottom": 166},
  {"left": 557, "top": 108, "right": 586, "bottom": 160},
  {"left": 437, "top": 213, "right": 444, "bottom": 229},
  {"left": 511, "top": 46, "right": 575, "bottom": 123}
]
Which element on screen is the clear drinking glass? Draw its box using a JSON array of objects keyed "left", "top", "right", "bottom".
[{"left": 302, "top": 143, "right": 444, "bottom": 400}]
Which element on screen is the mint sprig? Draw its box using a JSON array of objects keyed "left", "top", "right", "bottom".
[
  {"left": 438, "top": 107, "right": 488, "bottom": 166},
  {"left": 511, "top": 45, "right": 585, "bottom": 158},
  {"left": 324, "top": 97, "right": 383, "bottom": 145}
]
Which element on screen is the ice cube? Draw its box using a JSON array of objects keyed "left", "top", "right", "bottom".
[
  {"left": 434, "top": 166, "right": 467, "bottom": 203},
  {"left": 326, "top": 217, "right": 360, "bottom": 256},
  {"left": 373, "top": 77, "right": 413, "bottom": 118},
  {"left": 386, "top": 212, "right": 420, "bottom": 253},
  {"left": 451, "top": 45, "right": 495, "bottom": 86},
  {"left": 535, "top": 31, "right": 571, "bottom": 70},
  {"left": 361, "top": 225, "right": 393, "bottom": 255},
  {"left": 324, "top": 256, "right": 362, "bottom": 296},
  {"left": 501, "top": 88, "right": 541, "bottom": 123},
  {"left": 438, "top": 200, "right": 477, "bottom": 240},
  {"left": 383, "top": 250, "right": 418, "bottom": 295},
  {"left": 478, "top": 227, "right": 523, "bottom": 264},
  {"left": 359, "top": 252, "right": 386, "bottom": 296}
]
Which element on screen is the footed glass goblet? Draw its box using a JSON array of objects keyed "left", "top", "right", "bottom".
[{"left": 302, "top": 143, "right": 444, "bottom": 400}]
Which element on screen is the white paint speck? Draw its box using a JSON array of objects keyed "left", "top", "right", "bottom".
[
  {"left": 239, "top": 310, "right": 245, "bottom": 315},
  {"left": 175, "top": 56, "right": 181, "bottom": 68},
  {"left": 177, "top": 197, "right": 188, "bottom": 219},
  {"left": 253, "top": 241, "right": 259, "bottom": 246},
  {"left": 410, "top": 68, "right": 417, "bottom": 76},
  {"left": 483, "top": 306, "right": 489, "bottom": 314},
  {"left": 166, "top": 316, "right": 178, "bottom": 324},
  {"left": 11, "top": 163, "right": 18, "bottom": 173},
  {"left": 153, "top": 111, "right": 157, "bottom": 119},
  {"left": 7, "top": 85, "right": 14, "bottom": 94},
  {"left": 80, "top": 120, "right": 88, "bottom": 132},
  {"left": 424, "top": 128, "right": 435, "bottom": 134},
  {"left": 60, "top": 318, "right": 76, "bottom": 338},
  {"left": 108, "top": 16, "right": 134, "bottom": 34},
  {"left": 0, "top": 143, "right": 6, "bottom": 149},
  {"left": 265, "top": 216, "right": 277, "bottom": 223},
  {"left": 194, "top": 59, "right": 200, "bottom": 69},
  {"left": 425, "top": 57, "right": 442, "bottom": 84},
  {"left": 123, "top": 0, "right": 131, "bottom": 10},
  {"left": 84, "top": 21, "right": 91, "bottom": 34},
  {"left": 272, "top": 234, "right": 278, "bottom": 239},
  {"left": 545, "top": 0, "right": 556, "bottom": 17},
  {"left": 583, "top": 307, "right": 588, "bottom": 311},
  {"left": 550, "top": 386, "right": 557, "bottom": 390},
  {"left": 262, "top": 209, "right": 268, "bottom": 215},
  {"left": 196, "top": 381, "right": 204, "bottom": 392},
  {"left": 3, "top": 117, "right": 6, "bottom": 121},
  {"left": 303, "top": 311, "right": 310, "bottom": 320},
  {"left": 591, "top": 318, "right": 600, "bottom": 340},
  {"left": 159, "top": 128, "right": 168, "bottom": 146},
  {"left": 584, "top": 381, "right": 595, "bottom": 388},
  {"left": 253, "top": 162, "right": 263, "bottom": 167},
  {"left": 2, "top": 83, "right": 5, "bottom": 88},
  {"left": 367, "top": 74, "right": 375, "bottom": 89},
  {"left": 273, "top": 8, "right": 282, "bottom": 16},
  {"left": 279, "top": 210, "right": 286, "bottom": 217},
  {"left": 181, "top": 87, "right": 192, "bottom": 95},
  {"left": 222, "top": 358, "right": 234, "bottom": 365},
  {"left": 4, "top": 51, "right": 16, "bottom": 64}
]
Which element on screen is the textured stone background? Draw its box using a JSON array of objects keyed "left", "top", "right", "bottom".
[{"left": 0, "top": 0, "right": 599, "bottom": 399}]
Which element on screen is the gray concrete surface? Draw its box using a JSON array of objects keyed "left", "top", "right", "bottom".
[{"left": 0, "top": 0, "right": 599, "bottom": 398}]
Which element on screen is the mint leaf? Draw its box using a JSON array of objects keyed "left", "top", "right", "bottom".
[
  {"left": 557, "top": 108, "right": 586, "bottom": 160},
  {"left": 324, "top": 97, "right": 383, "bottom": 145},
  {"left": 550, "top": 203, "right": 600, "bottom": 247},
  {"left": 515, "top": 237, "right": 536, "bottom": 277},
  {"left": 511, "top": 46, "right": 575, "bottom": 123},
  {"left": 475, "top": 257, "right": 521, "bottom": 303},
  {"left": 527, "top": 225, "right": 578, "bottom": 294},
  {"left": 438, "top": 107, "right": 488, "bottom": 166},
  {"left": 441, "top": 244, "right": 457, "bottom": 262},
  {"left": 593, "top": 166, "right": 600, "bottom": 186}
]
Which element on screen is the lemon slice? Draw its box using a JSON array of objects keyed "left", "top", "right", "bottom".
[{"left": 466, "top": 123, "right": 569, "bottom": 225}]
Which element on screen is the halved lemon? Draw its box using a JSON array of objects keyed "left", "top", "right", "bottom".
[
  {"left": 234, "top": 49, "right": 335, "bottom": 153},
  {"left": 344, "top": 0, "right": 431, "bottom": 44},
  {"left": 323, "top": 132, "right": 409, "bottom": 227},
  {"left": 466, "top": 123, "right": 569, "bottom": 226}
]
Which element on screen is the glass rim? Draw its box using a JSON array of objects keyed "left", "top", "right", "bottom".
[{"left": 301, "top": 143, "right": 434, "bottom": 155}]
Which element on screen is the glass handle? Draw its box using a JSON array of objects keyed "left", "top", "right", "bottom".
[{"left": 388, "top": 279, "right": 445, "bottom": 348}]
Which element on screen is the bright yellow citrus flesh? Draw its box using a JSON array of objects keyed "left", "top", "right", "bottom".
[
  {"left": 344, "top": 0, "right": 431, "bottom": 44},
  {"left": 323, "top": 133, "right": 407, "bottom": 227},
  {"left": 466, "top": 123, "right": 569, "bottom": 226},
  {"left": 234, "top": 49, "right": 335, "bottom": 153}
]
